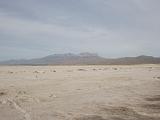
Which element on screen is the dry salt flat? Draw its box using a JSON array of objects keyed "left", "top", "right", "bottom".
[{"left": 0, "top": 65, "right": 160, "bottom": 120}]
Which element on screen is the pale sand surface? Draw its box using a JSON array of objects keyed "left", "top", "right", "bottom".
[{"left": 0, "top": 65, "right": 160, "bottom": 120}]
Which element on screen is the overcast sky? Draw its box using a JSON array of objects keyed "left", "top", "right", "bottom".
[{"left": 0, "top": 0, "right": 160, "bottom": 60}]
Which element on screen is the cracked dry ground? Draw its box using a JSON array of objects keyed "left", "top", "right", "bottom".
[{"left": 0, "top": 65, "right": 160, "bottom": 120}]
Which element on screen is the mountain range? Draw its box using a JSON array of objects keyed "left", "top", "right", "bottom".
[{"left": 0, "top": 53, "right": 160, "bottom": 65}]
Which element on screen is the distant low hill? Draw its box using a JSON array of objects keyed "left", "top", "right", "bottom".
[{"left": 0, "top": 53, "right": 160, "bottom": 65}]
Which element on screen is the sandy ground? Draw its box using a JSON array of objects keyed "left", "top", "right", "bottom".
[{"left": 0, "top": 65, "right": 160, "bottom": 120}]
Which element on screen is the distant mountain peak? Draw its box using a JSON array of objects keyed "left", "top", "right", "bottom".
[
  {"left": 51, "top": 53, "right": 76, "bottom": 57},
  {"left": 79, "top": 52, "right": 98, "bottom": 57},
  {"left": 46, "top": 52, "right": 99, "bottom": 58},
  {"left": 136, "top": 55, "right": 154, "bottom": 59}
]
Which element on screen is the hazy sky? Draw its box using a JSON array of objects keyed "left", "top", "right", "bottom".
[{"left": 0, "top": 0, "right": 160, "bottom": 60}]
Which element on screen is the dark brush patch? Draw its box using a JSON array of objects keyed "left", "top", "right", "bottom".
[
  {"left": 0, "top": 90, "right": 7, "bottom": 96},
  {"left": 145, "top": 95, "right": 160, "bottom": 101},
  {"left": 74, "top": 115, "right": 106, "bottom": 120},
  {"left": 142, "top": 104, "right": 160, "bottom": 110},
  {"left": 75, "top": 105, "right": 160, "bottom": 120},
  {"left": 113, "top": 68, "right": 118, "bottom": 70},
  {"left": 99, "top": 106, "right": 159, "bottom": 120},
  {"left": 0, "top": 92, "right": 6, "bottom": 96},
  {"left": 77, "top": 69, "right": 87, "bottom": 71}
]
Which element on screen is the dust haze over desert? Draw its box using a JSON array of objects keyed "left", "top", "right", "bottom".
[{"left": 0, "top": 0, "right": 160, "bottom": 120}]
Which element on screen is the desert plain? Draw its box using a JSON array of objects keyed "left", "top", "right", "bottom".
[{"left": 0, "top": 65, "right": 160, "bottom": 120}]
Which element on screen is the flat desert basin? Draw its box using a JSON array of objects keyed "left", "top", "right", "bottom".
[{"left": 0, "top": 65, "right": 160, "bottom": 120}]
